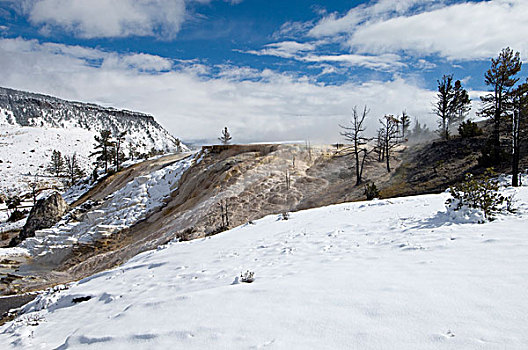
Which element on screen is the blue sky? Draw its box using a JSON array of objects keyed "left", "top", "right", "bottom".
[{"left": 0, "top": 0, "right": 527, "bottom": 143}]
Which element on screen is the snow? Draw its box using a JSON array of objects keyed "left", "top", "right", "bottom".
[
  {"left": 0, "top": 247, "right": 29, "bottom": 258},
  {"left": 15, "top": 155, "right": 193, "bottom": 260},
  {"left": 1, "top": 179, "right": 528, "bottom": 349},
  {"left": 0, "top": 123, "right": 94, "bottom": 196},
  {"left": 0, "top": 106, "right": 187, "bottom": 197}
]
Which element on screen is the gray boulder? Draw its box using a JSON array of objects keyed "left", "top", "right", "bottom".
[{"left": 10, "top": 192, "right": 69, "bottom": 246}]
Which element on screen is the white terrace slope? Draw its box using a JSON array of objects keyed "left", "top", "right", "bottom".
[
  {"left": 1, "top": 182, "right": 527, "bottom": 349},
  {"left": 1, "top": 155, "right": 194, "bottom": 262}
]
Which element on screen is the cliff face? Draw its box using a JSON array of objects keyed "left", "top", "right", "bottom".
[{"left": 0, "top": 87, "right": 180, "bottom": 152}]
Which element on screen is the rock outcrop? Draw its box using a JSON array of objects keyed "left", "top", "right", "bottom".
[{"left": 10, "top": 192, "right": 69, "bottom": 246}]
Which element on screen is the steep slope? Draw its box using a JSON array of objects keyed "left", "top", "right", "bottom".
[
  {"left": 1, "top": 180, "right": 527, "bottom": 349},
  {"left": 0, "top": 144, "right": 399, "bottom": 293},
  {"left": 2, "top": 136, "right": 502, "bottom": 294},
  {"left": 0, "top": 87, "right": 185, "bottom": 195}
]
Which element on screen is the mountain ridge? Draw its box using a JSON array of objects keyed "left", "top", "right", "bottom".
[{"left": 0, "top": 86, "right": 186, "bottom": 196}]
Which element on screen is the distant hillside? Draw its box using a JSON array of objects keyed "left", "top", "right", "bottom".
[
  {"left": 0, "top": 87, "right": 186, "bottom": 195},
  {"left": 0, "top": 87, "right": 181, "bottom": 151}
]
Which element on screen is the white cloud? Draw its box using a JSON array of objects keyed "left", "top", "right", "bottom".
[
  {"left": 308, "top": 0, "right": 444, "bottom": 38},
  {"left": 243, "top": 41, "right": 316, "bottom": 59},
  {"left": 272, "top": 21, "right": 314, "bottom": 40},
  {"left": 301, "top": 53, "right": 405, "bottom": 71},
  {"left": 26, "top": 0, "right": 186, "bottom": 39},
  {"left": 0, "top": 37, "right": 439, "bottom": 143},
  {"left": 242, "top": 41, "right": 405, "bottom": 71},
  {"left": 349, "top": 0, "right": 528, "bottom": 61},
  {"left": 309, "top": 0, "right": 528, "bottom": 61},
  {"left": 17, "top": 0, "right": 243, "bottom": 39}
]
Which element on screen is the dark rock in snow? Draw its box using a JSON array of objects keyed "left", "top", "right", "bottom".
[{"left": 10, "top": 192, "right": 69, "bottom": 246}]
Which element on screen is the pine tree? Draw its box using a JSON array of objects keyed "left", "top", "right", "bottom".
[
  {"left": 450, "top": 80, "right": 471, "bottom": 127},
  {"left": 6, "top": 195, "right": 21, "bottom": 217},
  {"left": 511, "top": 81, "right": 528, "bottom": 187},
  {"left": 218, "top": 127, "right": 232, "bottom": 145},
  {"left": 434, "top": 75, "right": 454, "bottom": 140},
  {"left": 113, "top": 130, "right": 127, "bottom": 171},
  {"left": 434, "top": 75, "right": 471, "bottom": 140},
  {"left": 175, "top": 138, "right": 182, "bottom": 153},
  {"left": 128, "top": 143, "right": 136, "bottom": 161},
  {"left": 400, "top": 111, "right": 411, "bottom": 139},
  {"left": 90, "top": 130, "right": 113, "bottom": 173},
  {"left": 64, "top": 153, "right": 84, "bottom": 186},
  {"left": 480, "top": 47, "right": 522, "bottom": 165},
  {"left": 47, "top": 150, "right": 64, "bottom": 177}
]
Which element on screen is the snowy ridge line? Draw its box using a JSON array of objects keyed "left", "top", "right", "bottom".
[
  {"left": 1, "top": 86, "right": 188, "bottom": 196},
  {"left": 15, "top": 155, "right": 194, "bottom": 261},
  {"left": 1, "top": 179, "right": 527, "bottom": 348}
]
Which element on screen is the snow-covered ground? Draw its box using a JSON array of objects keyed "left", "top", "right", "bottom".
[
  {"left": 14, "top": 155, "right": 194, "bottom": 261},
  {"left": 0, "top": 123, "right": 94, "bottom": 196},
  {"left": 1, "top": 179, "right": 527, "bottom": 349},
  {"left": 0, "top": 114, "right": 186, "bottom": 197}
]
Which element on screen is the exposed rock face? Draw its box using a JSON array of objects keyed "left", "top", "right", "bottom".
[{"left": 10, "top": 192, "right": 69, "bottom": 246}]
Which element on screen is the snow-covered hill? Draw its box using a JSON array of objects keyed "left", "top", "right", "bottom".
[
  {"left": 0, "top": 87, "right": 186, "bottom": 195},
  {"left": 1, "top": 181, "right": 527, "bottom": 349}
]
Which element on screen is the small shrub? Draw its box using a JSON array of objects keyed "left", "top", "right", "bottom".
[
  {"left": 478, "top": 140, "right": 510, "bottom": 167},
  {"left": 364, "top": 183, "right": 380, "bottom": 200},
  {"left": 458, "top": 120, "right": 483, "bottom": 138},
  {"left": 505, "top": 194, "right": 516, "bottom": 213},
  {"left": 8, "top": 210, "right": 26, "bottom": 222},
  {"left": 446, "top": 170, "right": 507, "bottom": 221},
  {"left": 240, "top": 270, "right": 255, "bottom": 283},
  {"left": 179, "top": 227, "right": 196, "bottom": 241}
]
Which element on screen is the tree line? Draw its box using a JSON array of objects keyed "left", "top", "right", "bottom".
[
  {"left": 340, "top": 46, "right": 528, "bottom": 188},
  {"left": 47, "top": 129, "right": 181, "bottom": 186}
]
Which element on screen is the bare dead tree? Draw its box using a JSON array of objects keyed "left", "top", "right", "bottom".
[
  {"left": 285, "top": 170, "right": 291, "bottom": 190},
  {"left": 219, "top": 199, "right": 230, "bottom": 228},
  {"left": 379, "top": 115, "right": 401, "bottom": 173},
  {"left": 374, "top": 128, "right": 385, "bottom": 162},
  {"left": 339, "top": 106, "right": 372, "bottom": 185}
]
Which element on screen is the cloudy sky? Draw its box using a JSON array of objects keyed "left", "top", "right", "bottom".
[{"left": 0, "top": 0, "right": 527, "bottom": 143}]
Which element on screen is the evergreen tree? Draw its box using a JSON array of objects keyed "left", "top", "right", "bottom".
[
  {"left": 400, "top": 111, "right": 411, "bottom": 139},
  {"left": 480, "top": 47, "right": 522, "bottom": 165},
  {"left": 90, "top": 130, "right": 113, "bottom": 173},
  {"left": 113, "top": 130, "right": 127, "bottom": 171},
  {"left": 511, "top": 81, "right": 528, "bottom": 187},
  {"left": 6, "top": 195, "right": 21, "bottom": 217},
  {"left": 128, "top": 143, "right": 136, "bottom": 161},
  {"left": 451, "top": 80, "right": 471, "bottom": 127},
  {"left": 47, "top": 150, "right": 64, "bottom": 177},
  {"left": 434, "top": 75, "right": 471, "bottom": 140},
  {"left": 434, "top": 74, "right": 454, "bottom": 140},
  {"left": 64, "top": 153, "right": 84, "bottom": 186},
  {"left": 175, "top": 138, "right": 182, "bottom": 153},
  {"left": 219, "top": 127, "right": 232, "bottom": 145}
]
